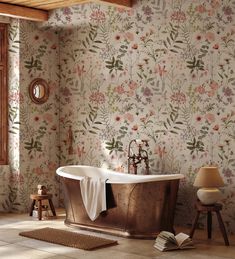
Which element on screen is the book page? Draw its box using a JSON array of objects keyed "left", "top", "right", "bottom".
[
  {"left": 159, "top": 231, "right": 177, "bottom": 244},
  {"left": 175, "top": 232, "right": 190, "bottom": 247}
]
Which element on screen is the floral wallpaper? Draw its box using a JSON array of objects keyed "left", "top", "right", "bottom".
[
  {"left": 49, "top": 0, "right": 235, "bottom": 232},
  {"left": 0, "top": 19, "right": 60, "bottom": 212},
  {"left": 19, "top": 20, "right": 60, "bottom": 210},
  {"left": 0, "top": 0, "right": 234, "bottom": 233}
]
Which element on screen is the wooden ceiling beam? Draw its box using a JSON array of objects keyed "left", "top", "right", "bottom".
[
  {"left": 0, "top": 3, "right": 48, "bottom": 21},
  {"left": 100, "top": 0, "right": 132, "bottom": 7}
]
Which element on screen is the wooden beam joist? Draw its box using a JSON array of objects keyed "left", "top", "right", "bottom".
[
  {"left": 0, "top": 3, "right": 48, "bottom": 21},
  {"left": 101, "top": 0, "right": 132, "bottom": 7}
]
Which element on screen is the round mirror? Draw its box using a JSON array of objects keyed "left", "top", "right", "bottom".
[{"left": 29, "top": 78, "right": 49, "bottom": 104}]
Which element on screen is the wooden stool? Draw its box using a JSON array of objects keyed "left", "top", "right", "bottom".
[
  {"left": 190, "top": 201, "right": 229, "bottom": 246},
  {"left": 29, "top": 194, "right": 56, "bottom": 220}
]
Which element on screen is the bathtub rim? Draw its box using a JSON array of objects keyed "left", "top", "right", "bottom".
[{"left": 56, "top": 165, "right": 184, "bottom": 184}]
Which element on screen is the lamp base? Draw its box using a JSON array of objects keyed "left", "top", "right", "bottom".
[{"left": 197, "top": 188, "right": 222, "bottom": 205}]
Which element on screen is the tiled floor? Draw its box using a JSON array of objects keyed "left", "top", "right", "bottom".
[{"left": 0, "top": 209, "right": 234, "bottom": 259}]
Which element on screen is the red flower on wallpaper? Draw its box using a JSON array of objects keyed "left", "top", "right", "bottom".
[
  {"left": 89, "top": 91, "right": 105, "bottom": 104},
  {"left": 90, "top": 9, "right": 106, "bottom": 23}
]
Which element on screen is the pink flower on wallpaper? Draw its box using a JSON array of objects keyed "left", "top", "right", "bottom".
[
  {"left": 223, "top": 168, "right": 234, "bottom": 178},
  {"left": 116, "top": 7, "right": 126, "bottom": 13},
  {"left": 213, "top": 43, "right": 219, "bottom": 49},
  {"left": 210, "top": 80, "right": 219, "bottom": 90},
  {"left": 44, "top": 31, "right": 55, "bottom": 41},
  {"left": 205, "top": 113, "right": 215, "bottom": 123},
  {"left": 127, "top": 90, "right": 135, "bottom": 97},
  {"left": 51, "top": 44, "right": 57, "bottom": 49},
  {"left": 223, "top": 87, "right": 233, "bottom": 97},
  {"left": 124, "top": 113, "right": 134, "bottom": 122},
  {"left": 61, "top": 87, "right": 72, "bottom": 96},
  {"left": 195, "top": 4, "right": 207, "bottom": 13},
  {"left": 49, "top": 81, "right": 57, "bottom": 91},
  {"left": 48, "top": 162, "right": 57, "bottom": 171},
  {"left": 89, "top": 91, "right": 105, "bottom": 104},
  {"left": 149, "top": 110, "right": 155, "bottom": 116},
  {"left": 33, "top": 167, "right": 44, "bottom": 175},
  {"left": 115, "top": 85, "right": 125, "bottom": 94},
  {"left": 171, "top": 11, "right": 186, "bottom": 23},
  {"left": 195, "top": 85, "right": 206, "bottom": 94},
  {"left": 76, "top": 146, "right": 86, "bottom": 158},
  {"left": 51, "top": 125, "right": 57, "bottom": 131},
  {"left": 63, "top": 7, "right": 73, "bottom": 15},
  {"left": 132, "top": 43, "right": 138, "bottom": 49},
  {"left": 128, "top": 80, "right": 138, "bottom": 90},
  {"left": 155, "top": 64, "right": 167, "bottom": 77},
  {"left": 213, "top": 124, "right": 219, "bottom": 131},
  {"left": 125, "top": 32, "right": 134, "bottom": 41},
  {"left": 205, "top": 31, "right": 215, "bottom": 42},
  {"left": 142, "top": 5, "right": 153, "bottom": 16},
  {"left": 90, "top": 9, "right": 106, "bottom": 23},
  {"left": 170, "top": 91, "right": 186, "bottom": 104},
  {"left": 142, "top": 87, "right": 153, "bottom": 97},
  {"left": 73, "top": 64, "right": 86, "bottom": 76},
  {"left": 211, "top": 0, "right": 220, "bottom": 8},
  {"left": 43, "top": 113, "right": 53, "bottom": 123},
  {"left": 223, "top": 6, "right": 233, "bottom": 15}
]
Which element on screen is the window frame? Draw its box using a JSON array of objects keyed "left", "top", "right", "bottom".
[{"left": 0, "top": 23, "right": 8, "bottom": 165}]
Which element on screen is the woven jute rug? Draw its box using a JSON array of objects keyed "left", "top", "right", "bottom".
[{"left": 19, "top": 227, "right": 118, "bottom": 250}]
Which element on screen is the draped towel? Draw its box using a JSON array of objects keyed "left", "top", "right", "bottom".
[{"left": 80, "top": 177, "right": 107, "bottom": 221}]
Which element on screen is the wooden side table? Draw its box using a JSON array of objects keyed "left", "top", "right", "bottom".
[
  {"left": 29, "top": 194, "right": 56, "bottom": 220},
  {"left": 190, "top": 200, "right": 229, "bottom": 246}
]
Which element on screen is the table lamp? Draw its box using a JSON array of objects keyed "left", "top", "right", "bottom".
[{"left": 193, "top": 166, "right": 224, "bottom": 205}]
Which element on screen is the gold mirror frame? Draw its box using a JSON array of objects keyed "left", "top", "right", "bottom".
[{"left": 29, "top": 78, "right": 49, "bottom": 104}]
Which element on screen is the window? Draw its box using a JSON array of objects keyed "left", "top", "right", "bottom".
[{"left": 0, "top": 23, "right": 8, "bottom": 165}]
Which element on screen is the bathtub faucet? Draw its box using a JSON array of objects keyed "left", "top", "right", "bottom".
[{"left": 128, "top": 139, "right": 150, "bottom": 175}]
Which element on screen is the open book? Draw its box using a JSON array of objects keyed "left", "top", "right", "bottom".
[{"left": 154, "top": 231, "right": 194, "bottom": 251}]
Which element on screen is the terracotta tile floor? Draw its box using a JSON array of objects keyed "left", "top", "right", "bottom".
[{"left": 0, "top": 209, "right": 234, "bottom": 259}]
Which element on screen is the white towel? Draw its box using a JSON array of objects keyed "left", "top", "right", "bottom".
[{"left": 80, "top": 177, "right": 107, "bottom": 221}]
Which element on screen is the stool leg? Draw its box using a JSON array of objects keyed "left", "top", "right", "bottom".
[
  {"left": 29, "top": 200, "right": 36, "bottom": 216},
  {"left": 207, "top": 211, "right": 212, "bottom": 239},
  {"left": 48, "top": 199, "right": 56, "bottom": 216},
  {"left": 38, "top": 200, "right": 42, "bottom": 220},
  {"left": 190, "top": 211, "right": 200, "bottom": 238},
  {"left": 216, "top": 211, "right": 229, "bottom": 246}
]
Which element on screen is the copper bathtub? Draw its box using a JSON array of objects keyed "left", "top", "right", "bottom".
[{"left": 56, "top": 166, "right": 184, "bottom": 238}]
